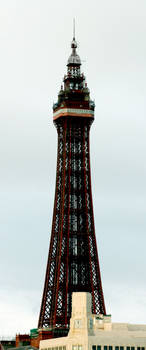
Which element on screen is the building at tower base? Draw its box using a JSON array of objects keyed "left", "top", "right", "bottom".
[{"left": 40, "top": 293, "right": 146, "bottom": 350}]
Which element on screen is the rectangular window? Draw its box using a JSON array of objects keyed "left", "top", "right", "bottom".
[
  {"left": 104, "top": 346, "right": 108, "bottom": 350},
  {"left": 127, "top": 347, "right": 130, "bottom": 350},
  {"left": 115, "top": 347, "right": 119, "bottom": 350},
  {"left": 120, "top": 347, "right": 124, "bottom": 350},
  {"left": 109, "top": 347, "right": 112, "bottom": 350},
  {"left": 131, "top": 347, "right": 135, "bottom": 350},
  {"left": 72, "top": 346, "right": 77, "bottom": 350},
  {"left": 97, "top": 346, "right": 101, "bottom": 350},
  {"left": 89, "top": 319, "right": 93, "bottom": 329},
  {"left": 137, "top": 347, "right": 140, "bottom": 350},
  {"left": 92, "top": 346, "right": 96, "bottom": 350},
  {"left": 78, "top": 346, "right": 82, "bottom": 350},
  {"left": 142, "top": 348, "right": 145, "bottom": 350}
]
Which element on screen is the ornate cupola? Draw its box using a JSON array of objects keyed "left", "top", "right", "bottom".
[{"left": 53, "top": 35, "right": 95, "bottom": 121}]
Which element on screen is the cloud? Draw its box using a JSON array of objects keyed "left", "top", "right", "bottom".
[
  {"left": 0, "top": 288, "right": 39, "bottom": 338},
  {"left": 105, "top": 282, "right": 146, "bottom": 324}
]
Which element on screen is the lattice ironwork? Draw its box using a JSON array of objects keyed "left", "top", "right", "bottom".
[{"left": 38, "top": 35, "right": 106, "bottom": 337}]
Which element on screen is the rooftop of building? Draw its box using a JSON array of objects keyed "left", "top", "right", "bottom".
[
  {"left": 40, "top": 293, "right": 146, "bottom": 350},
  {"left": 9, "top": 346, "right": 38, "bottom": 350}
]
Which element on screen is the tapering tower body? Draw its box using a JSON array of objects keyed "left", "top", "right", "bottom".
[{"left": 38, "top": 36, "right": 106, "bottom": 337}]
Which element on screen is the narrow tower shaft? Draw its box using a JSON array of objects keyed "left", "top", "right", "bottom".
[{"left": 38, "top": 36, "right": 106, "bottom": 336}]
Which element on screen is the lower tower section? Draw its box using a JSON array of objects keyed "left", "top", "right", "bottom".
[{"left": 38, "top": 117, "right": 106, "bottom": 335}]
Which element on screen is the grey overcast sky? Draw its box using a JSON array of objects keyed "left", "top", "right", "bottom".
[{"left": 0, "top": 0, "right": 146, "bottom": 338}]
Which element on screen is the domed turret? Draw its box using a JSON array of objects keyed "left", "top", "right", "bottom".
[{"left": 67, "top": 38, "right": 81, "bottom": 66}]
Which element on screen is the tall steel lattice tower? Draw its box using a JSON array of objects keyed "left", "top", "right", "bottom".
[{"left": 38, "top": 34, "right": 106, "bottom": 338}]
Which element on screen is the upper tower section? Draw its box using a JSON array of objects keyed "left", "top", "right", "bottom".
[{"left": 53, "top": 34, "right": 95, "bottom": 121}]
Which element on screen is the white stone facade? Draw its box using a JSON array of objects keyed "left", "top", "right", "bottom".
[{"left": 40, "top": 293, "right": 146, "bottom": 350}]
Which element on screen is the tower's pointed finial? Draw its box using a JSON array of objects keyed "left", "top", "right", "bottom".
[
  {"left": 67, "top": 19, "right": 81, "bottom": 65},
  {"left": 71, "top": 18, "right": 77, "bottom": 50},
  {"left": 73, "top": 18, "right": 75, "bottom": 40}
]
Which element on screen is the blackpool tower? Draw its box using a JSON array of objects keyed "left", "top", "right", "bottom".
[{"left": 38, "top": 34, "right": 106, "bottom": 338}]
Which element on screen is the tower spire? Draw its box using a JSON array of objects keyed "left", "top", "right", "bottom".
[
  {"left": 68, "top": 23, "right": 80, "bottom": 66},
  {"left": 73, "top": 18, "right": 75, "bottom": 40}
]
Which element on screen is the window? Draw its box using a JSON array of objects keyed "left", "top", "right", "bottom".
[
  {"left": 104, "top": 346, "right": 108, "bottom": 350},
  {"left": 72, "top": 346, "right": 77, "bottom": 350},
  {"left": 115, "top": 347, "right": 119, "bottom": 350},
  {"left": 92, "top": 346, "right": 96, "bottom": 350},
  {"left": 109, "top": 347, "right": 112, "bottom": 350},
  {"left": 126, "top": 347, "right": 130, "bottom": 350},
  {"left": 97, "top": 346, "right": 101, "bottom": 350},
  {"left": 89, "top": 318, "right": 93, "bottom": 329},
  {"left": 72, "top": 346, "right": 82, "bottom": 350},
  {"left": 78, "top": 346, "right": 82, "bottom": 350},
  {"left": 120, "top": 347, "right": 124, "bottom": 350},
  {"left": 131, "top": 347, "right": 135, "bottom": 350}
]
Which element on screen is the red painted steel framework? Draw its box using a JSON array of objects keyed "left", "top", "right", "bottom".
[{"left": 38, "top": 36, "right": 106, "bottom": 337}]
